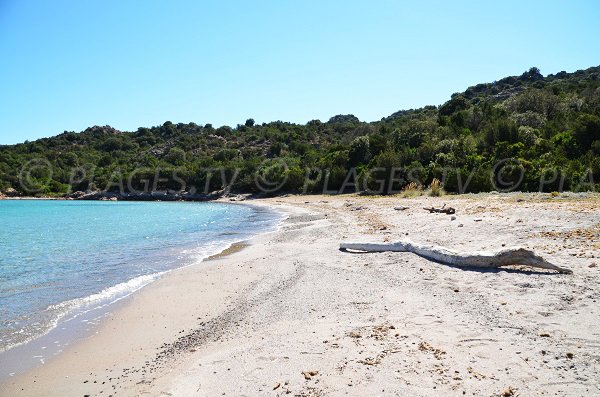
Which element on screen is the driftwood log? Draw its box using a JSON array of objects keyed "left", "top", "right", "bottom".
[
  {"left": 339, "top": 240, "right": 572, "bottom": 274},
  {"left": 423, "top": 203, "right": 456, "bottom": 214}
]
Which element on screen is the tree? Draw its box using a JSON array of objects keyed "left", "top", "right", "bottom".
[
  {"left": 165, "top": 147, "right": 186, "bottom": 165},
  {"left": 520, "top": 67, "right": 543, "bottom": 82},
  {"left": 348, "top": 136, "right": 371, "bottom": 166},
  {"left": 370, "top": 149, "right": 403, "bottom": 194},
  {"left": 245, "top": 118, "right": 255, "bottom": 127},
  {"left": 368, "top": 134, "right": 387, "bottom": 157},
  {"left": 439, "top": 95, "right": 468, "bottom": 116},
  {"left": 573, "top": 114, "right": 600, "bottom": 150}
]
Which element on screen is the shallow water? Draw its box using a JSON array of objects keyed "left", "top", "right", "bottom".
[{"left": 0, "top": 200, "right": 280, "bottom": 353}]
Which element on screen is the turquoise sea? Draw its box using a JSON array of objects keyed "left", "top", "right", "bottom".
[{"left": 0, "top": 200, "right": 280, "bottom": 355}]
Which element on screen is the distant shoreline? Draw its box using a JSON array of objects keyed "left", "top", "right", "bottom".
[{"left": 1, "top": 190, "right": 598, "bottom": 202}]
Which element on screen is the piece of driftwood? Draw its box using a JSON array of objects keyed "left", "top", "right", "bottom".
[
  {"left": 423, "top": 203, "right": 456, "bottom": 214},
  {"left": 339, "top": 240, "right": 572, "bottom": 274}
]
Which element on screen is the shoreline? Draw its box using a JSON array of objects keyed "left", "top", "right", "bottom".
[
  {"left": 0, "top": 198, "right": 302, "bottom": 396},
  {"left": 0, "top": 237, "right": 258, "bottom": 381},
  {"left": 1, "top": 194, "right": 599, "bottom": 396},
  {"left": 0, "top": 200, "right": 284, "bottom": 382}
]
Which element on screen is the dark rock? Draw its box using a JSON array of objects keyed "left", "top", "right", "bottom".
[{"left": 2, "top": 187, "right": 20, "bottom": 197}]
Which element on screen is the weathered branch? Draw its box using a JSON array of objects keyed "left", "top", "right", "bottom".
[
  {"left": 423, "top": 203, "right": 456, "bottom": 214},
  {"left": 339, "top": 240, "right": 572, "bottom": 274}
]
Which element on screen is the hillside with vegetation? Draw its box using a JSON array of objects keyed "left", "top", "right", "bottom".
[{"left": 1, "top": 66, "right": 599, "bottom": 197}]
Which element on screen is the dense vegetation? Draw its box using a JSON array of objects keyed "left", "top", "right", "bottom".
[{"left": 1, "top": 66, "right": 599, "bottom": 196}]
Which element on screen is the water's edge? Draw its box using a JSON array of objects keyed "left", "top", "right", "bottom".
[{"left": 0, "top": 201, "right": 285, "bottom": 380}]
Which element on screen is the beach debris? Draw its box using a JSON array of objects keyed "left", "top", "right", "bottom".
[
  {"left": 394, "top": 206, "right": 410, "bottom": 211},
  {"left": 467, "top": 366, "right": 486, "bottom": 380},
  {"left": 273, "top": 382, "right": 281, "bottom": 390},
  {"left": 347, "top": 324, "right": 395, "bottom": 342},
  {"left": 423, "top": 203, "right": 456, "bottom": 214},
  {"left": 302, "top": 370, "right": 319, "bottom": 380},
  {"left": 340, "top": 239, "right": 572, "bottom": 274},
  {"left": 418, "top": 341, "right": 446, "bottom": 360},
  {"left": 501, "top": 386, "right": 515, "bottom": 396},
  {"left": 358, "top": 351, "right": 388, "bottom": 366},
  {"left": 538, "top": 332, "right": 551, "bottom": 337},
  {"left": 371, "top": 324, "right": 394, "bottom": 340},
  {"left": 228, "top": 194, "right": 247, "bottom": 202}
]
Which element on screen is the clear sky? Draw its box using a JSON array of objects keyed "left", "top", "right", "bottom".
[{"left": 0, "top": 0, "right": 599, "bottom": 144}]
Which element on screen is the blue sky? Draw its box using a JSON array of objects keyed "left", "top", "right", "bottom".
[{"left": 0, "top": 1, "right": 599, "bottom": 144}]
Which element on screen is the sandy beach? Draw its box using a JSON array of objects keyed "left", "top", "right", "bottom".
[{"left": 1, "top": 193, "right": 599, "bottom": 396}]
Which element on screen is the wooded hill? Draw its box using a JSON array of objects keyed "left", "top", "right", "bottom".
[{"left": 1, "top": 66, "right": 599, "bottom": 196}]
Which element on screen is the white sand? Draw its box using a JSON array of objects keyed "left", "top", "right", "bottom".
[{"left": 1, "top": 193, "right": 599, "bottom": 396}]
